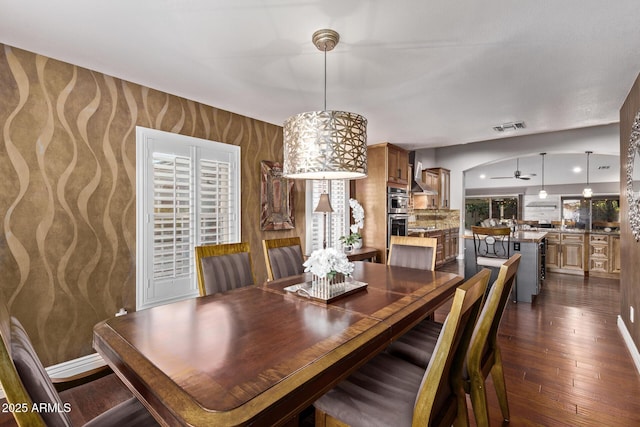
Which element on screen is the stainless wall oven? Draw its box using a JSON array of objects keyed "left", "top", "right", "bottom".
[
  {"left": 387, "top": 187, "right": 409, "bottom": 214},
  {"left": 387, "top": 187, "right": 409, "bottom": 248},
  {"left": 388, "top": 214, "right": 409, "bottom": 247}
]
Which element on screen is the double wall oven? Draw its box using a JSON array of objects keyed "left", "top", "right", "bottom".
[{"left": 387, "top": 187, "right": 409, "bottom": 247}]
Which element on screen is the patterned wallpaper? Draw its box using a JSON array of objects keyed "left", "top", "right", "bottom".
[{"left": 0, "top": 44, "right": 305, "bottom": 365}]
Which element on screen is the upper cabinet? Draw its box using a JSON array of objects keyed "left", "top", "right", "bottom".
[
  {"left": 417, "top": 167, "right": 450, "bottom": 209},
  {"left": 386, "top": 144, "right": 409, "bottom": 187}
]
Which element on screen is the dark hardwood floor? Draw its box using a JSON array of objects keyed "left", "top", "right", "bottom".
[{"left": 2, "top": 261, "right": 639, "bottom": 426}]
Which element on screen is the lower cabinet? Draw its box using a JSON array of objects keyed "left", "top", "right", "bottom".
[{"left": 545, "top": 231, "right": 619, "bottom": 277}]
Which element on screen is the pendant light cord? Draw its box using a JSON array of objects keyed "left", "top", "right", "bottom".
[{"left": 323, "top": 47, "right": 327, "bottom": 111}]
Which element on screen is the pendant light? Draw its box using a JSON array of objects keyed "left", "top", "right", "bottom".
[
  {"left": 538, "top": 152, "right": 548, "bottom": 199},
  {"left": 283, "top": 29, "right": 368, "bottom": 180},
  {"left": 582, "top": 151, "right": 593, "bottom": 199}
]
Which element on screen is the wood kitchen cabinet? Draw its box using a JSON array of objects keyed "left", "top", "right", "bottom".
[
  {"left": 387, "top": 144, "right": 409, "bottom": 186},
  {"left": 588, "top": 233, "right": 621, "bottom": 276},
  {"left": 545, "top": 232, "right": 561, "bottom": 269},
  {"left": 354, "top": 142, "right": 409, "bottom": 264},
  {"left": 425, "top": 167, "right": 450, "bottom": 209},
  {"left": 560, "top": 233, "right": 584, "bottom": 271}
]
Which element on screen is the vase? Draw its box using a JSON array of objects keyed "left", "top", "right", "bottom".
[
  {"left": 343, "top": 244, "right": 353, "bottom": 253},
  {"left": 311, "top": 273, "right": 347, "bottom": 299},
  {"left": 352, "top": 238, "right": 363, "bottom": 250}
]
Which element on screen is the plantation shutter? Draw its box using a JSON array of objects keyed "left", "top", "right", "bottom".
[
  {"left": 137, "top": 127, "right": 240, "bottom": 310},
  {"left": 306, "top": 180, "right": 349, "bottom": 253}
]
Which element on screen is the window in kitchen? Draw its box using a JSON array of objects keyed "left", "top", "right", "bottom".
[
  {"left": 562, "top": 195, "right": 620, "bottom": 230},
  {"left": 305, "top": 180, "right": 349, "bottom": 254},
  {"left": 464, "top": 196, "right": 519, "bottom": 229},
  {"left": 136, "top": 127, "right": 240, "bottom": 309}
]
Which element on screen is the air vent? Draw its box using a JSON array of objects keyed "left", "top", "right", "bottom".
[{"left": 493, "top": 121, "right": 526, "bottom": 132}]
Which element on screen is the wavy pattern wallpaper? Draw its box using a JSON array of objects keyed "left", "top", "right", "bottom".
[{"left": 0, "top": 44, "right": 304, "bottom": 365}]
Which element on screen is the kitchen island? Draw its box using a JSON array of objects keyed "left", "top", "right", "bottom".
[{"left": 464, "top": 230, "right": 547, "bottom": 303}]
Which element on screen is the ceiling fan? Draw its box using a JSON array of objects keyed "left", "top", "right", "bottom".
[{"left": 490, "top": 158, "right": 537, "bottom": 180}]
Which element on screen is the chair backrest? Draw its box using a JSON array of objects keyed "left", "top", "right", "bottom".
[
  {"left": 412, "top": 268, "right": 491, "bottom": 427},
  {"left": 387, "top": 235, "right": 438, "bottom": 271},
  {"left": 262, "top": 237, "right": 304, "bottom": 281},
  {"left": 0, "top": 301, "right": 69, "bottom": 427},
  {"left": 471, "top": 226, "right": 511, "bottom": 261},
  {"left": 195, "top": 242, "right": 255, "bottom": 296},
  {"left": 467, "top": 254, "right": 521, "bottom": 377}
]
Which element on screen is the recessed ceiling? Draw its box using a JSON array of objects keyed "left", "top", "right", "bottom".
[{"left": 2, "top": 1, "right": 639, "bottom": 149}]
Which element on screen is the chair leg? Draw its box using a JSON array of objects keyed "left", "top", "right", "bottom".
[
  {"left": 453, "top": 391, "right": 470, "bottom": 427},
  {"left": 489, "top": 348, "right": 510, "bottom": 421},
  {"left": 468, "top": 374, "right": 491, "bottom": 427}
]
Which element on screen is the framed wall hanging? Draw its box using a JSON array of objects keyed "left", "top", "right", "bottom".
[{"left": 261, "top": 160, "right": 295, "bottom": 230}]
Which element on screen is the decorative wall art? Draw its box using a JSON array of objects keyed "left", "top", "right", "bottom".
[
  {"left": 261, "top": 160, "right": 295, "bottom": 230},
  {"left": 626, "top": 111, "right": 640, "bottom": 241}
]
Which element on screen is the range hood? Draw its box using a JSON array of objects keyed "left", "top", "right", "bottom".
[{"left": 408, "top": 151, "right": 438, "bottom": 194}]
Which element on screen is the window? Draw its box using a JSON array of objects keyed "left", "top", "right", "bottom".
[
  {"left": 136, "top": 127, "right": 240, "bottom": 309},
  {"left": 464, "top": 196, "right": 519, "bottom": 229},
  {"left": 305, "top": 180, "right": 349, "bottom": 254},
  {"left": 562, "top": 195, "right": 620, "bottom": 230}
]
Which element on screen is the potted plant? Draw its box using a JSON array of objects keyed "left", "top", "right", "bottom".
[{"left": 341, "top": 198, "right": 364, "bottom": 251}]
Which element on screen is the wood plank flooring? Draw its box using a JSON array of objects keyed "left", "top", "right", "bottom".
[{"left": 2, "top": 262, "right": 639, "bottom": 426}]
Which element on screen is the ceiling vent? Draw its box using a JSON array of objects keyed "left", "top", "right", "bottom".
[{"left": 493, "top": 121, "right": 526, "bottom": 132}]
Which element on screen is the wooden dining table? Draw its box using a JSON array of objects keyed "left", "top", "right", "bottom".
[{"left": 93, "top": 261, "right": 463, "bottom": 426}]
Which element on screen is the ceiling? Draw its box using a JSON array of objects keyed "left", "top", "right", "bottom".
[
  {"left": 1, "top": 1, "right": 640, "bottom": 151},
  {"left": 465, "top": 153, "right": 620, "bottom": 190}
]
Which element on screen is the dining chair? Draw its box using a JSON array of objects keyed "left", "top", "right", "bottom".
[
  {"left": 0, "top": 301, "right": 158, "bottom": 427},
  {"left": 314, "top": 268, "right": 491, "bottom": 427},
  {"left": 194, "top": 242, "right": 255, "bottom": 296},
  {"left": 387, "top": 235, "right": 438, "bottom": 271},
  {"left": 471, "top": 226, "right": 511, "bottom": 269},
  {"left": 472, "top": 225, "right": 517, "bottom": 302},
  {"left": 261, "top": 237, "right": 304, "bottom": 281},
  {"left": 386, "top": 254, "right": 522, "bottom": 426}
]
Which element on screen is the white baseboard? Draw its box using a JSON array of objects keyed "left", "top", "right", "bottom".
[
  {"left": 618, "top": 315, "right": 640, "bottom": 375},
  {"left": 0, "top": 352, "right": 105, "bottom": 400}
]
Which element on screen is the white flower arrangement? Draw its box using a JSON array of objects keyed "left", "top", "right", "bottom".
[
  {"left": 349, "top": 198, "right": 365, "bottom": 234},
  {"left": 303, "top": 247, "right": 354, "bottom": 280}
]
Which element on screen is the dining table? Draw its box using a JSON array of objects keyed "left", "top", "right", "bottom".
[{"left": 93, "top": 261, "right": 463, "bottom": 426}]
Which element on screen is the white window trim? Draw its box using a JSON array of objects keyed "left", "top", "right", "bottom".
[{"left": 135, "top": 127, "right": 240, "bottom": 310}]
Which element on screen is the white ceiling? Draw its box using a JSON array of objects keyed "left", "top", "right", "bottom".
[
  {"left": 465, "top": 153, "right": 620, "bottom": 190},
  {"left": 1, "top": 1, "right": 639, "bottom": 151}
]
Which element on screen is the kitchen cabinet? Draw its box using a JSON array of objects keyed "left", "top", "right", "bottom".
[
  {"left": 546, "top": 231, "right": 619, "bottom": 277},
  {"left": 560, "top": 233, "right": 584, "bottom": 271},
  {"left": 545, "top": 232, "right": 561, "bottom": 269},
  {"left": 354, "top": 142, "right": 409, "bottom": 264},
  {"left": 589, "top": 233, "right": 621, "bottom": 276},
  {"left": 425, "top": 167, "right": 450, "bottom": 209},
  {"left": 611, "top": 236, "right": 621, "bottom": 273},
  {"left": 426, "top": 229, "right": 445, "bottom": 266},
  {"left": 387, "top": 144, "right": 409, "bottom": 186}
]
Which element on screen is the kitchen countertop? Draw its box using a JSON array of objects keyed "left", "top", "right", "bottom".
[{"left": 534, "top": 228, "right": 620, "bottom": 235}]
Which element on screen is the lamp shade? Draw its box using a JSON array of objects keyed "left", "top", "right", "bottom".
[
  {"left": 538, "top": 189, "right": 548, "bottom": 199},
  {"left": 283, "top": 110, "right": 367, "bottom": 179},
  {"left": 314, "top": 193, "right": 334, "bottom": 213}
]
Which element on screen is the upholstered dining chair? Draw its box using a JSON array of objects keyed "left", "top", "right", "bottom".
[
  {"left": 387, "top": 235, "right": 438, "bottom": 271},
  {"left": 386, "top": 254, "right": 522, "bottom": 426},
  {"left": 261, "top": 237, "right": 305, "bottom": 281},
  {"left": 194, "top": 242, "right": 255, "bottom": 296},
  {"left": 314, "top": 268, "right": 491, "bottom": 427},
  {"left": 0, "top": 301, "right": 158, "bottom": 427}
]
